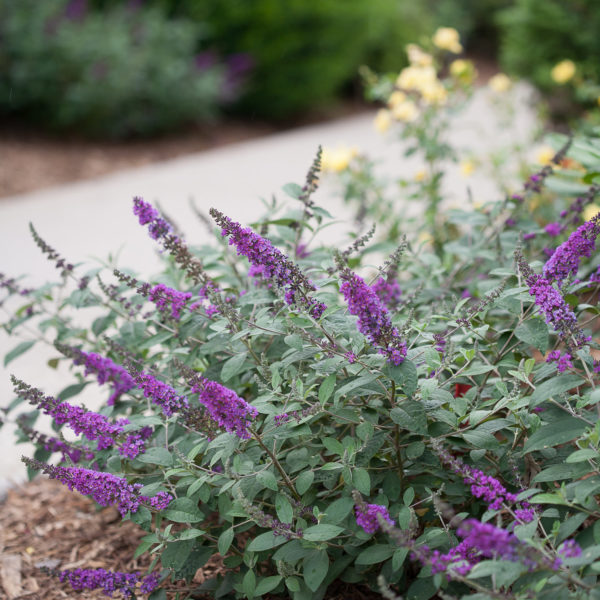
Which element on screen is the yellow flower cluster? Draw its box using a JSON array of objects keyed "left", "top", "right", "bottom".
[
  {"left": 432, "top": 27, "right": 463, "bottom": 53},
  {"left": 321, "top": 146, "right": 359, "bottom": 173},
  {"left": 551, "top": 60, "right": 576, "bottom": 84},
  {"left": 450, "top": 59, "right": 477, "bottom": 85},
  {"left": 488, "top": 73, "right": 512, "bottom": 93}
]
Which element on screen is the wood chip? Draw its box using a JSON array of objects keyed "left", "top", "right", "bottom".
[{"left": 1, "top": 553, "right": 22, "bottom": 599}]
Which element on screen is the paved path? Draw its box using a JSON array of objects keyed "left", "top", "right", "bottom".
[{"left": 0, "top": 85, "right": 538, "bottom": 494}]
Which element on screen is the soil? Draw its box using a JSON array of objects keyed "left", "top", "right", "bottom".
[{"left": 0, "top": 478, "right": 385, "bottom": 600}]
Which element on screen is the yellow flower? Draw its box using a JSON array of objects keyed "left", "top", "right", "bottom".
[
  {"left": 321, "top": 146, "right": 358, "bottom": 173},
  {"left": 374, "top": 109, "right": 392, "bottom": 134},
  {"left": 387, "top": 90, "right": 407, "bottom": 109},
  {"left": 396, "top": 65, "right": 437, "bottom": 92},
  {"left": 420, "top": 81, "right": 448, "bottom": 106},
  {"left": 391, "top": 99, "right": 419, "bottom": 122},
  {"left": 488, "top": 73, "right": 512, "bottom": 93},
  {"left": 551, "top": 60, "right": 576, "bottom": 84},
  {"left": 583, "top": 204, "right": 600, "bottom": 222},
  {"left": 414, "top": 169, "right": 427, "bottom": 182},
  {"left": 406, "top": 44, "right": 433, "bottom": 67},
  {"left": 450, "top": 59, "right": 477, "bottom": 85},
  {"left": 536, "top": 146, "right": 555, "bottom": 166},
  {"left": 460, "top": 159, "right": 475, "bottom": 177},
  {"left": 432, "top": 27, "right": 463, "bottom": 53}
]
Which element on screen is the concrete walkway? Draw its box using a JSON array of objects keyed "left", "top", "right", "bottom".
[{"left": 0, "top": 84, "right": 538, "bottom": 493}]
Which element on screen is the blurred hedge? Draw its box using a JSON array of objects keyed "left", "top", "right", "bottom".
[
  {"left": 497, "top": 0, "right": 600, "bottom": 89},
  {"left": 156, "top": 0, "right": 434, "bottom": 120},
  {"left": 0, "top": 0, "right": 224, "bottom": 138}
]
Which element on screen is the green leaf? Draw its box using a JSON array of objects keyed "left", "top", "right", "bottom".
[
  {"left": 514, "top": 318, "right": 548, "bottom": 352},
  {"left": 390, "top": 400, "right": 427, "bottom": 434},
  {"left": 221, "top": 353, "right": 248, "bottom": 382},
  {"left": 137, "top": 447, "right": 173, "bottom": 467},
  {"left": 322, "top": 437, "right": 344, "bottom": 456},
  {"left": 243, "top": 569, "right": 256, "bottom": 599},
  {"left": 384, "top": 360, "right": 417, "bottom": 396},
  {"left": 529, "top": 374, "right": 584, "bottom": 407},
  {"left": 255, "top": 575, "right": 282, "bottom": 596},
  {"left": 177, "top": 528, "right": 206, "bottom": 540},
  {"left": 393, "top": 547, "right": 409, "bottom": 571},
  {"left": 162, "top": 498, "right": 203, "bottom": 523},
  {"left": 276, "top": 494, "right": 294, "bottom": 524},
  {"left": 532, "top": 462, "right": 589, "bottom": 482},
  {"left": 257, "top": 470, "right": 279, "bottom": 492},
  {"left": 57, "top": 382, "right": 88, "bottom": 402},
  {"left": 355, "top": 544, "right": 394, "bottom": 565},
  {"left": 4, "top": 340, "right": 36, "bottom": 366},
  {"left": 318, "top": 374, "right": 336, "bottom": 405},
  {"left": 467, "top": 560, "right": 524, "bottom": 587},
  {"left": 566, "top": 449, "right": 598, "bottom": 463},
  {"left": 322, "top": 497, "right": 354, "bottom": 524},
  {"left": 282, "top": 182, "right": 303, "bottom": 199},
  {"left": 522, "top": 416, "right": 587, "bottom": 455},
  {"left": 296, "top": 471, "right": 314, "bottom": 495},
  {"left": 284, "top": 334, "right": 303, "bottom": 351},
  {"left": 247, "top": 531, "right": 288, "bottom": 551},
  {"left": 218, "top": 527, "right": 234, "bottom": 555},
  {"left": 529, "top": 493, "right": 569, "bottom": 505},
  {"left": 161, "top": 539, "right": 195, "bottom": 570},
  {"left": 303, "top": 524, "right": 344, "bottom": 541},
  {"left": 286, "top": 577, "right": 301, "bottom": 592},
  {"left": 353, "top": 468, "right": 370, "bottom": 495},
  {"left": 303, "top": 550, "right": 329, "bottom": 592}
]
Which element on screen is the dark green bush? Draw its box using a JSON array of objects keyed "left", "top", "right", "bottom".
[
  {"left": 163, "top": 0, "right": 432, "bottom": 120},
  {"left": 497, "top": 0, "right": 600, "bottom": 89},
  {"left": 0, "top": 0, "right": 224, "bottom": 138}
]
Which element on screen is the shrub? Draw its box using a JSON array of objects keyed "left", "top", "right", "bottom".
[
  {"left": 0, "top": 0, "right": 225, "bottom": 138},
  {"left": 162, "top": 0, "right": 432, "bottom": 119},
  {"left": 5, "top": 29, "right": 600, "bottom": 600}
]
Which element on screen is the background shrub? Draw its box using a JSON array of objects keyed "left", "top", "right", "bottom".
[{"left": 0, "top": 0, "right": 225, "bottom": 138}]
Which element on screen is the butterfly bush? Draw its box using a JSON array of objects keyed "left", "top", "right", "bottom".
[{"left": 5, "top": 29, "right": 600, "bottom": 600}]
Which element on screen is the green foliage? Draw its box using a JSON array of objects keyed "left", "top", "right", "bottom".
[
  {"left": 166, "top": 0, "right": 431, "bottom": 119},
  {"left": 0, "top": 0, "right": 224, "bottom": 137}
]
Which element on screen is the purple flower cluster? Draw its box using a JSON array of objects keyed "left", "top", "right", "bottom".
[
  {"left": 372, "top": 276, "right": 402, "bottom": 309},
  {"left": 148, "top": 283, "right": 192, "bottom": 320},
  {"left": 18, "top": 421, "right": 94, "bottom": 464},
  {"left": 544, "top": 222, "right": 562, "bottom": 237},
  {"left": 55, "top": 568, "right": 159, "bottom": 598},
  {"left": 546, "top": 350, "right": 573, "bottom": 373},
  {"left": 340, "top": 269, "right": 407, "bottom": 365},
  {"left": 72, "top": 349, "right": 135, "bottom": 405},
  {"left": 543, "top": 215, "right": 600, "bottom": 284},
  {"left": 133, "top": 197, "right": 173, "bottom": 241},
  {"left": 12, "top": 377, "right": 147, "bottom": 459},
  {"left": 355, "top": 503, "right": 395, "bottom": 534},
  {"left": 516, "top": 252, "right": 588, "bottom": 346},
  {"left": 191, "top": 378, "right": 258, "bottom": 439},
  {"left": 210, "top": 209, "right": 326, "bottom": 319},
  {"left": 432, "top": 441, "right": 534, "bottom": 520},
  {"left": 23, "top": 458, "right": 172, "bottom": 516},
  {"left": 133, "top": 370, "right": 189, "bottom": 417}
]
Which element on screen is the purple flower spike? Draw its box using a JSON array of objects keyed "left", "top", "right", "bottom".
[
  {"left": 192, "top": 379, "right": 258, "bottom": 439},
  {"left": 543, "top": 214, "right": 600, "bottom": 284},
  {"left": 544, "top": 222, "right": 562, "bottom": 237},
  {"left": 133, "top": 370, "right": 189, "bottom": 417},
  {"left": 149, "top": 283, "right": 192, "bottom": 320},
  {"left": 55, "top": 567, "right": 160, "bottom": 598},
  {"left": 546, "top": 350, "right": 573, "bottom": 373},
  {"left": 372, "top": 276, "right": 402, "bottom": 309},
  {"left": 340, "top": 269, "right": 407, "bottom": 365},
  {"left": 133, "top": 197, "right": 173, "bottom": 241},
  {"left": 355, "top": 503, "right": 394, "bottom": 534},
  {"left": 71, "top": 349, "right": 135, "bottom": 405},
  {"left": 210, "top": 208, "right": 326, "bottom": 319}
]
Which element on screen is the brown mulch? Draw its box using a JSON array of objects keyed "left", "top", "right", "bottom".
[{"left": 0, "top": 478, "right": 384, "bottom": 600}]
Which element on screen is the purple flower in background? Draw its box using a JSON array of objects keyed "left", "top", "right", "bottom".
[
  {"left": 195, "top": 50, "right": 217, "bottom": 71},
  {"left": 340, "top": 269, "right": 407, "bottom": 365},
  {"left": 55, "top": 568, "right": 159, "bottom": 598},
  {"left": 71, "top": 349, "right": 135, "bottom": 405},
  {"left": 64, "top": 0, "right": 88, "bottom": 21},
  {"left": 355, "top": 503, "right": 395, "bottom": 534},
  {"left": 544, "top": 222, "right": 562, "bottom": 237},
  {"left": 457, "top": 519, "right": 521, "bottom": 562},
  {"left": 210, "top": 208, "right": 326, "bottom": 318},
  {"left": 191, "top": 379, "right": 258, "bottom": 439},
  {"left": 546, "top": 350, "right": 573, "bottom": 373},
  {"left": 133, "top": 370, "right": 188, "bottom": 417},
  {"left": 133, "top": 197, "right": 173, "bottom": 241},
  {"left": 505, "top": 218, "right": 516, "bottom": 227},
  {"left": 149, "top": 283, "right": 192, "bottom": 320},
  {"left": 372, "top": 276, "right": 402, "bottom": 309},
  {"left": 558, "top": 539, "right": 582, "bottom": 559},
  {"left": 543, "top": 215, "right": 600, "bottom": 284},
  {"left": 523, "top": 232, "right": 536, "bottom": 241}
]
